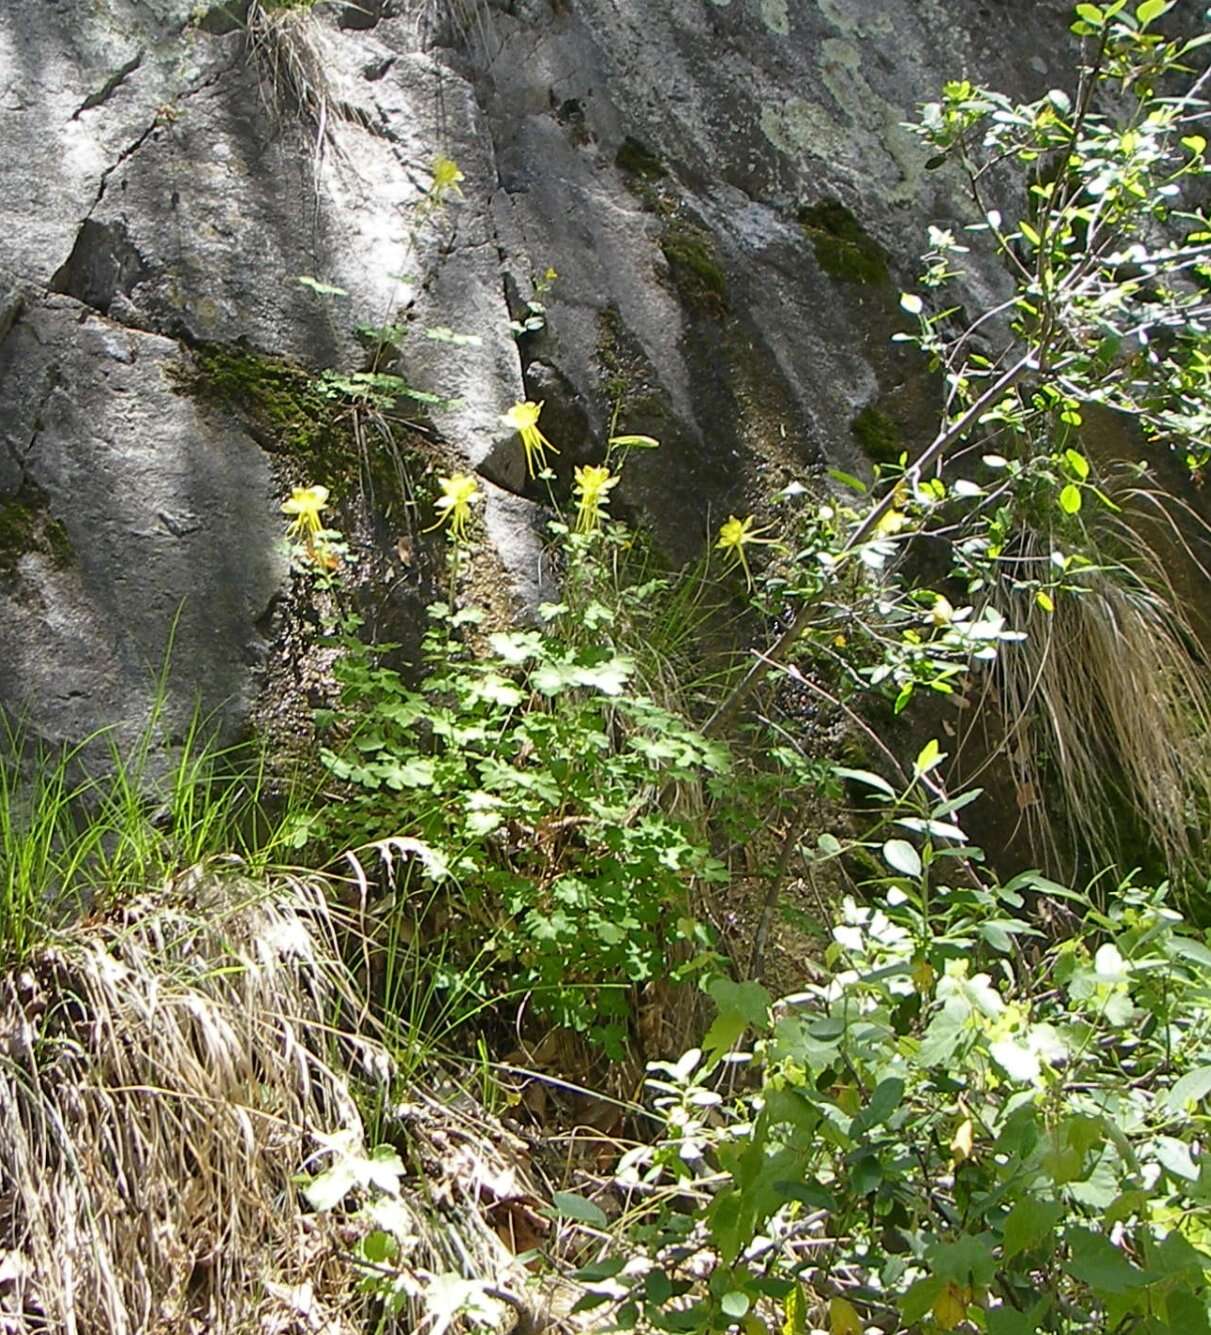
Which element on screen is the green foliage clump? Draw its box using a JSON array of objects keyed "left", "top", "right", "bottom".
[
  {"left": 176, "top": 345, "right": 438, "bottom": 523},
  {"left": 180, "top": 344, "right": 357, "bottom": 483},
  {"left": 799, "top": 200, "right": 891, "bottom": 285},
  {"left": 310, "top": 597, "right": 730, "bottom": 1056},
  {"left": 616, "top": 137, "right": 667, "bottom": 181},
  {"left": 587, "top": 758, "right": 1211, "bottom": 1334}
]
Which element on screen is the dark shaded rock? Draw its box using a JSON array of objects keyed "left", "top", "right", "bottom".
[
  {"left": 468, "top": 0, "right": 1074, "bottom": 555},
  {"left": 0, "top": 297, "right": 285, "bottom": 747},
  {"left": 50, "top": 219, "right": 150, "bottom": 315}
]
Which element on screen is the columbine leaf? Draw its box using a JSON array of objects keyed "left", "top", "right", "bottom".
[
  {"left": 570, "top": 658, "right": 633, "bottom": 695},
  {"left": 303, "top": 1161, "right": 359, "bottom": 1212},
  {"left": 365, "top": 1146, "right": 404, "bottom": 1195},
  {"left": 487, "top": 630, "right": 544, "bottom": 664}
]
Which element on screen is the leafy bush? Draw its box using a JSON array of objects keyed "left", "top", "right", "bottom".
[
  {"left": 710, "top": 0, "right": 1211, "bottom": 887},
  {"left": 312, "top": 597, "right": 731, "bottom": 1054},
  {"left": 584, "top": 759, "right": 1211, "bottom": 1333}
]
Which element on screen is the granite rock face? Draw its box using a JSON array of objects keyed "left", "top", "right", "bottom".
[
  {"left": 0, "top": 0, "right": 1074, "bottom": 746},
  {"left": 0, "top": 298, "right": 283, "bottom": 746}
]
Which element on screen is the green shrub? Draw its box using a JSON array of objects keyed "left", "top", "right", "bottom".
[
  {"left": 310, "top": 598, "right": 732, "bottom": 1055},
  {"left": 583, "top": 758, "right": 1211, "bottom": 1333}
]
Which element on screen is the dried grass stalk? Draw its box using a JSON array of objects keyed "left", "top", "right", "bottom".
[
  {"left": 0, "top": 870, "right": 375, "bottom": 1333},
  {"left": 971, "top": 471, "right": 1211, "bottom": 884}
]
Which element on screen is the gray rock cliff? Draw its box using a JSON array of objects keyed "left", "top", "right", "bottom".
[{"left": 0, "top": 0, "right": 1074, "bottom": 747}]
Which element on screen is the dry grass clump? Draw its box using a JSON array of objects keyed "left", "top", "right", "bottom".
[
  {"left": 410, "top": 0, "right": 497, "bottom": 53},
  {"left": 0, "top": 868, "right": 376, "bottom": 1334},
  {"left": 245, "top": 0, "right": 342, "bottom": 168},
  {"left": 972, "top": 470, "right": 1211, "bottom": 885}
]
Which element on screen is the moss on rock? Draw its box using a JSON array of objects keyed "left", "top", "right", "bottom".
[
  {"left": 174, "top": 345, "right": 356, "bottom": 483},
  {"left": 851, "top": 404, "right": 904, "bottom": 465},
  {"left": 660, "top": 222, "right": 728, "bottom": 314},
  {"left": 0, "top": 485, "right": 75, "bottom": 575},
  {"left": 616, "top": 137, "right": 666, "bottom": 181},
  {"left": 596, "top": 305, "right": 673, "bottom": 423},
  {"left": 799, "top": 200, "right": 889, "bottom": 286},
  {"left": 0, "top": 501, "right": 36, "bottom": 574}
]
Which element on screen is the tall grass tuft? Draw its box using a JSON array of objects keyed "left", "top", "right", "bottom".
[
  {"left": 0, "top": 712, "right": 306, "bottom": 967},
  {"left": 967, "top": 471, "right": 1211, "bottom": 892}
]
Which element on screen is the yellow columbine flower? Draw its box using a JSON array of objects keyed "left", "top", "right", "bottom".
[
  {"left": 282, "top": 484, "right": 329, "bottom": 544},
  {"left": 503, "top": 400, "right": 559, "bottom": 477},
  {"left": 573, "top": 464, "right": 618, "bottom": 532},
  {"left": 429, "top": 154, "right": 464, "bottom": 204},
  {"left": 875, "top": 507, "right": 909, "bottom": 536},
  {"left": 428, "top": 472, "right": 479, "bottom": 540},
  {"left": 715, "top": 514, "right": 779, "bottom": 589}
]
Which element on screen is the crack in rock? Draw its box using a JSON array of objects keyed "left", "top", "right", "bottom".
[
  {"left": 72, "top": 50, "right": 145, "bottom": 119},
  {"left": 81, "top": 117, "right": 164, "bottom": 223},
  {"left": 49, "top": 220, "right": 150, "bottom": 316},
  {"left": 0, "top": 286, "right": 25, "bottom": 349},
  {"left": 58, "top": 64, "right": 230, "bottom": 287}
]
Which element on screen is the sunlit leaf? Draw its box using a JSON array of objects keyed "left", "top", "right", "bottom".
[{"left": 883, "top": 838, "right": 922, "bottom": 877}]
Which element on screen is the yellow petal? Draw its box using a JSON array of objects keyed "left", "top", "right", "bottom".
[
  {"left": 504, "top": 400, "right": 543, "bottom": 431},
  {"left": 950, "top": 1117, "right": 974, "bottom": 1165},
  {"left": 717, "top": 516, "right": 748, "bottom": 549}
]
